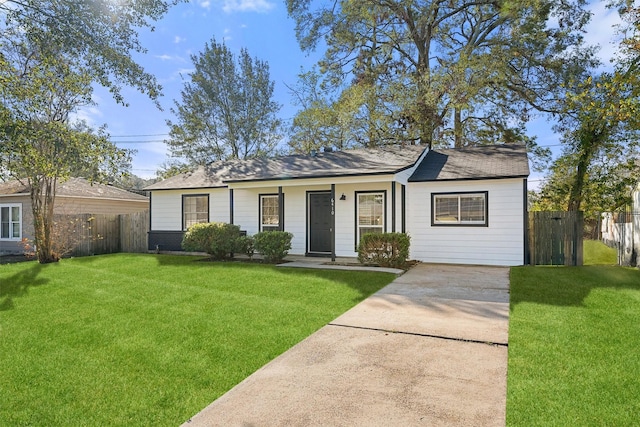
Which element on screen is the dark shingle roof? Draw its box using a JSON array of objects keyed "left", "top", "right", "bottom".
[
  {"left": 408, "top": 144, "right": 529, "bottom": 182},
  {"left": 145, "top": 145, "right": 426, "bottom": 190},
  {"left": 0, "top": 178, "right": 148, "bottom": 201}
]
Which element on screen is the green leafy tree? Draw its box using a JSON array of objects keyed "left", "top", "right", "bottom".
[
  {"left": 0, "top": 40, "right": 131, "bottom": 263},
  {"left": 535, "top": 3, "right": 640, "bottom": 219},
  {"left": 0, "top": 0, "right": 182, "bottom": 105},
  {"left": 286, "top": 0, "right": 595, "bottom": 148},
  {"left": 166, "top": 39, "right": 282, "bottom": 165}
]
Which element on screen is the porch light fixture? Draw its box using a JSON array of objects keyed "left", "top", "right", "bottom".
[{"left": 340, "top": 193, "right": 346, "bottom": 201}]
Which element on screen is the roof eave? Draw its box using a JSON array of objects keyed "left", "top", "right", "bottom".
[{"left": 408, "top": 174, "right": 530, "bottom": 183}]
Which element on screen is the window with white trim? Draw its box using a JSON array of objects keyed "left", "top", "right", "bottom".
[
  {"left": 0, "top": 204, "right": 22, "bottom": 240},
  {"left": 183, "top": 195, "right": 209, "bottom": 230},
  {"left": 357, "top": 192, "right": 385, "bottom": 242},
  {"left": 260, "top": 194, "right": 281, "bottom": 232},
  {"left": 432, "top": 192, "right": 488, "bottom": 226}
]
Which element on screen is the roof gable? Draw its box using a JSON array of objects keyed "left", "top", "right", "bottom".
[
  {"left": 145, "top": 145, "right": 426, "bottom": 190},
  {"left": 408, "top": 144, "right": 530, "bottom": 182}
]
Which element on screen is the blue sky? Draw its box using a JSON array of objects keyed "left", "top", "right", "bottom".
[{"left": 78, "top": 0, "right": 622, "bottom": 186}]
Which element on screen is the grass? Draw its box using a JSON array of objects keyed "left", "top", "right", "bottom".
[
  {"left": 0, "top": 253, "right": 394, "bottom": 426},
  {"left": 583, "top": 239, "right": 617, "bottom": 265},
  {"left": 507, "top": 265, "right": 640, "bottom": 426}
]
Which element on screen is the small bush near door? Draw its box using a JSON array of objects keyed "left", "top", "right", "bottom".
[
  {"left": 182, "top": 222, "right": 242, "bottom": 260},
  {"left": 254, "top": 231, "right": 293, "bottom": 263},
  {"left": 358, "top": 232, "right": 410, "bottom": 268}
]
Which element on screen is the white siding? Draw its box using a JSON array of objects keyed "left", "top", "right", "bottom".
[
  {"left": 407, "top": 178, "right": 526, "bottom": 266},
  {"left": 230, "top": 182, "right": 398, "bottom": 257},
  {"left": 150, "top": 188, "right": 229, "bottom": 231}
]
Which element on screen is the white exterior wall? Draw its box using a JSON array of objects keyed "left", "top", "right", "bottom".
[
  {"left": 407, "top": 178, "right": 526, "bottom": 266},
  {"left": 150, "top": 188, "right": 229, "bottom": 231},
  {"left": 230, "top": 181, "right": 397, "bottom": 257}
]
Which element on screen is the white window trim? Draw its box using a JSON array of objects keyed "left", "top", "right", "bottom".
[
  {"left": 259, "top": 194, "right": 281, "bottom": 232},
  {"left": 356, "top": 191, "right": 386, "bottom": 246},
  {"left": 0, "top": 203, "right": 22, "bottom": 240},
  {"left": 432, "top": 192, "right": 488, "bottom": 226},
  {"left": 182, "top": 194, "right": 209, "bottom": 230}
]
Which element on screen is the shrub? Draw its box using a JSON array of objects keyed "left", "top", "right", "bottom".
[
  {"left": 357, "top": 232, "right": 410, "bottom": 268},
  {"left": 237, "top": 235, "right": 255, "bottom": 260},
  {"left": 181, "top": 222, "right": 242, "bottom": 260},
  {"left": 253, "top": 231, "right": 293, "bottom": 263}
]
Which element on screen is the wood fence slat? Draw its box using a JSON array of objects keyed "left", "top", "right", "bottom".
[
  {"left": 529, "top": 211, "right": 583, "bottom": 266},
  {"left": 54, "top": 210, "right": 148, "bottom": 257}
]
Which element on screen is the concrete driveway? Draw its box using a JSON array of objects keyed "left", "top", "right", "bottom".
[{"left": 183, "top": 263, "right": 510, "bottom": 426}]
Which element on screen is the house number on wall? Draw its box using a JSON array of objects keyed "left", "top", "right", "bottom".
[{"left": 331, "top": 198, "right": 335, "bottom": 216}]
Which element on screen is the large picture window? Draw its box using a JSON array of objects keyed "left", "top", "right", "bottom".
[
  {"left": 183, "top": 195, "right": 209, "bottom": 230},
  {"left": 432, "top": 192, "right": 488, "bottom": 226},
  {"left": 356, "top": 192, "right": 385, "bottom": 244},
  {"left": 0, "top": 204, "right": 21, "bottom": 240},
  {"left": 260, "top": 194, "right": 281, "bottom": 232}
]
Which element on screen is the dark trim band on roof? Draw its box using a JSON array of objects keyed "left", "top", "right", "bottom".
[{"left": 410, "top": 174, "right": 529, "bottom": 183}]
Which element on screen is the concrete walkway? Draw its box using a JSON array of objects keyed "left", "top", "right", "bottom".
[{"left": 183, "top": 263, "right": 510, "bottom": 426}]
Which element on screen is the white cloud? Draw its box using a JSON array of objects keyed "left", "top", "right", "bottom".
[
  {"left": 221, "top": 0, "right": 275, "bottom": 13},
  {"left": 174, "top": 36, "right": 186, "bottom": 44},
  {"left": 197, "top": 0, "right": 211, "bottom": 9},
  {"left": 71, "top": 106, "right": 103, "bottom": 128},
  {"left": 585, "top": 2, "right": 623, "bottom": 68},
  {"left": 155, "top": 54, "right": 187, "bottom": 63}
]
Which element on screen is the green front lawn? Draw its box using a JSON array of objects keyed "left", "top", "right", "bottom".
[
  {"left": 508, "top": 265, "right": 640, "bottom": 426},
  {"left": 0, "top": 254, "right": 394, "bottom": 425}
]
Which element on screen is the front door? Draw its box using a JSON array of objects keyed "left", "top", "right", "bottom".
[{"left": 308, "top": 192, "right": 332, "bottom": 254}]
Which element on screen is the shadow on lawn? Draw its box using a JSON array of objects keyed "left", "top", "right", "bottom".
[
  {"left": 511, "top": 265, "right": 640, "bottom": 308},
  {"left": 151, "top": 253, "right": 393, "bottom": 302},
  {"left": 0, "top": 263, "right": 49, "bottom": 311}
]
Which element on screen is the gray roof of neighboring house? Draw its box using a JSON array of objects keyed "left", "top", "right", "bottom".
[
  {"left": 408, "top": 144, "right": 529, "bottom": 182},
  {"left": 145, "top": 145, "right": 427, "bottom": 190},
  {"left": 0, "top": 177, "right": 148, "bottom": 201}
]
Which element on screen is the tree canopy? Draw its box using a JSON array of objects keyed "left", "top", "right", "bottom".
[
  {"left": 286, "top": 0, "right": 596, "bottom": 149},
  {"left": 165, "top": 38, "right": 282, "bottom": 167},
  {"left": 0, "top": 0, "right": 182, "bottom": 105}
]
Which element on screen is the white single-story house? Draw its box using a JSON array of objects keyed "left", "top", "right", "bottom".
[
  {"left": 0, "top": 178, "right": 149, "bottom": 255},
  {"left": 144, "top": 144, "right": 529, "bottom": 266}
]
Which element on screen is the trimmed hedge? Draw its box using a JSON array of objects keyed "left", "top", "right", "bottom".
[
  {"left": 181, "top": 222, "right": 242, "bottom": 260},
  {"left": 253, "top": 231, "right": 293, "bottom": 263},
  {"left": 357, "top": 232, "right": 410, "bottom": 268}
]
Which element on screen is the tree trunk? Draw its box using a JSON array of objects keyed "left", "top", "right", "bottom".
[
  {"left": 30, "top": 177, "right": 59, "bottom": 263},
  {"left": 567, "top": 122, "right": 607, "bottom": 212},
  {"left": 454, "top": 107, "right": 463, "bottom": 148}
]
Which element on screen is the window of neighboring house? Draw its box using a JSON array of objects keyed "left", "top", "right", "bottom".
[
  {"left": 0, "top": 204, "right": 21, "bottom": 240},
  {"left": 356, "top": 192, "right": 385, "bottom": 244},
  {"left": 432, "top": 192, "right": 488, "bottom": 226},
  {"left": 260, "top": 194, "right": 281, "bottom": 232},
  {"left": 183, "top": 195, "right": 209, "bottom": 230}
]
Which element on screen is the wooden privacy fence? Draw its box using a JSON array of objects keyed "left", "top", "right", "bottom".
[
  {"left": 528, "top": 211, "right": 584, "bottom": 266},
  {"left": 54, "top": 210, "right": 149, "bottom": 257}
]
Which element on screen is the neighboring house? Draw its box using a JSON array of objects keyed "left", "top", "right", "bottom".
[
  {"left": 144, "top": 144, "right": 530, "bottom": 266},
  {"left": 601, "top": 184, "right": 640, "bottom": 266},
  {"left": 0, "top": 178, "right": 149, "bottom": 255}
]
